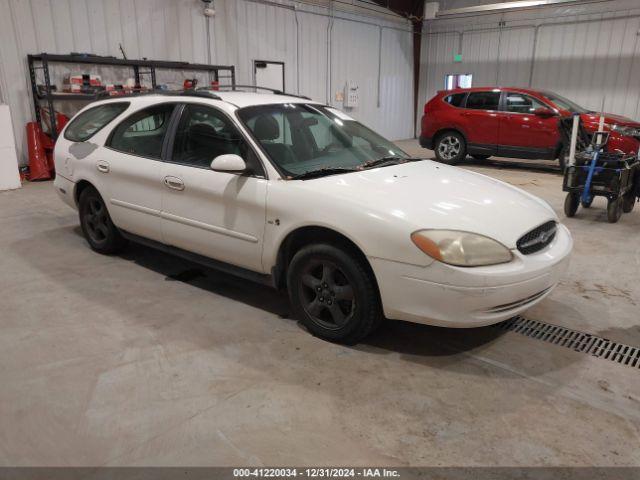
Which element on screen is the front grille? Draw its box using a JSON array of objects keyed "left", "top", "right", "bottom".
[{"left": 517, "top": 221, "right": 557, "bottom": 255}]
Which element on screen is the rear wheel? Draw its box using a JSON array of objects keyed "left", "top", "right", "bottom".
[
  {"left": 623, "top": 191, "right": 636, "bottom": 213},
  {"left": 287, "top": 244, "right": 382, "bottom": 344},
  {"left": 79, "top": 186, "right": 127, "bottom": 254},
  {"left": 434, "top": 131, "right": 466, "bottom": 165},
  {"left": 471, "top": 154, "right": 490, "bottom": 161},
  {"left": 607, "top": 197, "right": 623, "bottom": 223},
  {"left": 564, "top": 192, "right": 580, "bottom": 217}
]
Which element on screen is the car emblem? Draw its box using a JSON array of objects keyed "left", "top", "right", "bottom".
[{"left": 521, "top": 225, "right": 556, "bottom": 249}]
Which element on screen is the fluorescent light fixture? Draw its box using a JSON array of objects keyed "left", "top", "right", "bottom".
[{"left": 437, "top": 0, "right": 581, "bottom": 17}]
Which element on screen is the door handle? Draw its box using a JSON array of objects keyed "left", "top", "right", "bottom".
[
  {"left": 96, "top": 161, "right": 110, "bottom": 173},
  {"left": 164, "top": 176, "right": 185, "bottom": 191}
]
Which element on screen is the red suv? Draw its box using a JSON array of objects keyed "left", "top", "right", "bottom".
[{"left": 420, "top": 87, "right": 640, "bottom": 169}]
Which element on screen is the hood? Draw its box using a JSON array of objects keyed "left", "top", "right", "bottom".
[
  {"left": 581, "top": 112, "right": 640, "bottom": 128},
  {"left": 302, "top": 161, "right": 557, "bottom": 249}
]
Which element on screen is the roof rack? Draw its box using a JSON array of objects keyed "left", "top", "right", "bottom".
[
  {"left": 92, "top": 89, "right": 224, "bottom": 101},
  {"left": 180, "top": 89, "right": 223, "bottom": 100},
  {"left": 201, "top": 85, "right": 311, "bottom": 100},
  {"left": 90, "top": 85, "right": 307, "bottom": 103}
]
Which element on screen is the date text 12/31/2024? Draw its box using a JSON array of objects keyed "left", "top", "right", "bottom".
[{"left": 233, "top": 468, "right": 401, "bottom": 478}]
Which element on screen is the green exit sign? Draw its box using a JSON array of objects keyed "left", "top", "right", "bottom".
[{"left": 454, "top": 54, "right": 463, "bottom": 62}]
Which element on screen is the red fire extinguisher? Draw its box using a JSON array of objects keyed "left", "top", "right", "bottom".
[{"left": 26, "top": 122, "right": 51, "bottom": 181}]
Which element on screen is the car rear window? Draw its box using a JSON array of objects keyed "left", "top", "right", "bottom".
[
  {"left": 443, "top": 93, "right": 466, "bottom": 107},
  {"left": 107, "top": 103, "right": 175, "bottom": 159},
  {"left": 465, "top": 92, "right": 500, "bottom": 111},
  {"left": 64, "top": 102, "right": 129, "bottom": 142}
]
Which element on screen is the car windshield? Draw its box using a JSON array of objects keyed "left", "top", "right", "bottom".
[
  {"left": 237, "top": 103, "right": 409, "bottom": 177},
  {"left": 541, "top": 91, "right": 590, "bottom": 114}
]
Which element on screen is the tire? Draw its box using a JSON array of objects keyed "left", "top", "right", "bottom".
[
  {"left": 434, "top": 131, "right": 466, "bottom": 165},
  {"left": 287, "top": 243, "right": 382, "bottom": 344},
  {"left": 78, "top": 186, "right": 127, "bottom": 254},
  {"left": 622, "top": 191, "right": 636, "bottom": 213},
  {"left": 607, "top": 197, "right": 623, "bottom": 223},
  {"left": 564, "top": 192, "right": 580, "bottom": 218},
  {"left": 581, "top": 197, "right": 594, "bottom": 208},
  {"left": 472, "top": 154, "right": 490, "bottom": 161}
]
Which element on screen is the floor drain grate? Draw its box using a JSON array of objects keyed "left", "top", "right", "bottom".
[{"left": 499, "top": 316, "right": 640, "bottom": 369}]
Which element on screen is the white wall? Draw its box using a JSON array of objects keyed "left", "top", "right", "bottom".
[
  {"left": 418, "top": 0, "right": 640, "bottom": 133},
  {"left": 0, "top": 0, "right": 415, "bottom": 166}
]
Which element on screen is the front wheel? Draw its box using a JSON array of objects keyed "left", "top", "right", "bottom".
[
  {"left": 287, "top": 244, "right": 382, "bottom": 344},
  {"left": 564, "top": 192, "right": 580, "bottom": 217},
  {"left": 434, "top": 131, "right": 466, "bottom": 165},
  {"left": 607, "top": 197, "right": 623, "bottom": 223},
  {"left": 79, "top": 186, "right": 127, "bottom": 254}
]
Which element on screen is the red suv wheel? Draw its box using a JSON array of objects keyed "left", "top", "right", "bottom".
[{"left": 434, "top": 131, "right": 467, "bottom": 165}]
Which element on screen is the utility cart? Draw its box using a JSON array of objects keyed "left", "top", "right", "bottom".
[{"left": 563, "top": 129, "right": 639, "bottom": 223}]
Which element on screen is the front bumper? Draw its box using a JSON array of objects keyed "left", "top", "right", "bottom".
[
  {"left": 607, "top": 133, "right": 640, "bottom": 155},
  {"left": 370, "top": 224, "right": 573, "bottom": 328}
]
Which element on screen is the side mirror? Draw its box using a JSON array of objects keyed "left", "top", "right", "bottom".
[
  {"left": 210, "top": 154, "right": 247, "bottom": 173},
  {"left": 533, "top": 107, "right": 556, "bottom": 118}
]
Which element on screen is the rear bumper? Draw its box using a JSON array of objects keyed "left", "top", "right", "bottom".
[
  {"left": 370, "top": 224, "right": 573, "bottom": 328},
  {"left": 53, "top": 174, "right": 77, "bottom": 210},
  {"left": 419, "top": 136, "right": 433, "bottom": 149}
]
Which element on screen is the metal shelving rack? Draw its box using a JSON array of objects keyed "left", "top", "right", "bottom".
[{"left": 28, "top": 53, "right": 236, "bottom": 139}]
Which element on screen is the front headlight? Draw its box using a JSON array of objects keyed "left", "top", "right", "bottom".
[
  {"left": 612, "top": 124, "right": 640, "bottom": 137},
  {"left": 411, "top": 230, "right": 513, "bottom": 267}
]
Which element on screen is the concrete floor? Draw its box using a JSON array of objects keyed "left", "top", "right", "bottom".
[{"left": 1, "top": 139, "right": 639, "bottom": 466}]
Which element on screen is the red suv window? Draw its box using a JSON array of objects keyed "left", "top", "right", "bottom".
[
  {"left": 444, "top": 93, "right": 466, "bottom": 107},
  {"left": 504, "top": 93, "right": 547, "bottom": 114},
  {"left": 465, "top": 91, "right": 500, "bottom": 111}
]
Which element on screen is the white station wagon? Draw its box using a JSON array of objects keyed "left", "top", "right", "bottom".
[{"left": 54, "top": 89, "right": 572, "bottom": 343}]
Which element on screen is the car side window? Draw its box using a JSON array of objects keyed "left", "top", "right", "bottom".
[
  {"left": 171, "top": 104, "right": 263, "bottom": 176},
  {"left": 64, "top": 102, "right": 129, "bottom": 142},
  {"left": 505, "top": 93, "right": 547, "bottom": 114},
  {"left": 108, "top": 103, "right": 175, "bottom": 158},
  {"left": 444, "top": 93, "right": 466, "bottom": 108},
  {"left": 465, "top": 92, "right": 500, "bottom": 111}
]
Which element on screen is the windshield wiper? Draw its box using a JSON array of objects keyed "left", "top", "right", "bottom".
[
  {"left": 288, "top": 157, "right": 424, "bottom": 180},
  {"left": 360, "top": 156, "right": 423, "bottom": 169},
  {"left": 288, "top": 167, "right": 359, "bottom": 180}
]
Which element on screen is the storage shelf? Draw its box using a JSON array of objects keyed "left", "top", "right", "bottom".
[
  {"left": 29, "top": 53, "right": 234, "bottom": 72},
  {"left": 28, "top": 52, "right": 236, "bottom": 139},
  {"left": 37, "top": 93, "right": 101, "bottom": 101}
]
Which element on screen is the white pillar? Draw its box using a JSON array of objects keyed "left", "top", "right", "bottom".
[
  {"left": 0, "top": 104, "right": 21, "bottom": 191},
  {"left": 568, "top": 114, "right": 579, "bottom": 166}
]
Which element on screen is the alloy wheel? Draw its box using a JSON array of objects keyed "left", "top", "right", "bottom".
[
  {"left": 438, "top": 135, "right": 461, "bottom": 161},
  {"left": 83, "top": 198, "right": 109, "bottom": 243},
  {"left": 298, "top": 260, "right": 355, "bottom": 330}
]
